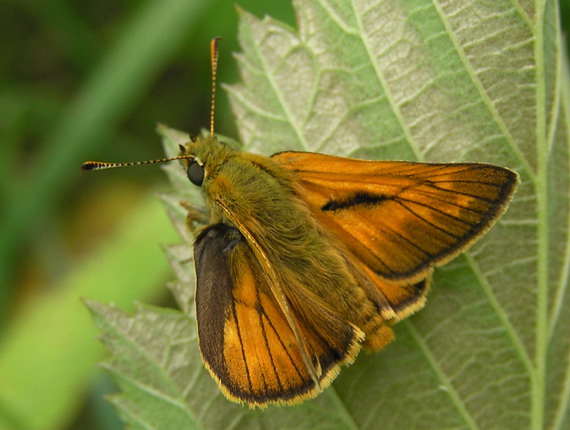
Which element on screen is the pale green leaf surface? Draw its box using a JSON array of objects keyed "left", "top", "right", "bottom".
[{"left": 91, "top": 1, "right": 569, "bottom": 429}]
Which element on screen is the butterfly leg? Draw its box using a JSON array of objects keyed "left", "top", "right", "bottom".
[{"left": 180, "top": 201, "right": 209, "bottom": 234}]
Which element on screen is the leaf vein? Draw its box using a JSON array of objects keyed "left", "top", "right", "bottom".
[
  {"left": 464, "top": 253, "right": 534, "bottom": 374},
  {"left": 405, "top": 321, "right": 480, "bottom": 430},
  {"left": 351, "top": 0, "right": 423, "bottom": 160},
  {"left": 431, "top": 1, "right": 537, "bottom": 183}
]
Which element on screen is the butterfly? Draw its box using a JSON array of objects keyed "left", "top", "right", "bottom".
[{"left": 83, "top": 38, "right": 519, "bottom": 407}]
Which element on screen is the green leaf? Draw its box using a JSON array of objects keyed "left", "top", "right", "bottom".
[{"left": 90, "top": 0, "right": 570, "bottom": 429}]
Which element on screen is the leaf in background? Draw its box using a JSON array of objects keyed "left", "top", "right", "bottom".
[{"left": 91, "top": 0, "right": 569, "bottom": 429}]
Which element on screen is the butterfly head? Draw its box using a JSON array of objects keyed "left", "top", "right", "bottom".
[{"left": 177, "top": 133, "right": 236, "bottom": 188}]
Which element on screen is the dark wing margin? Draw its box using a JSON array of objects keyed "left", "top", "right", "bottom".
[{"left": 193, "top": 223, "right": 241, "bottom": 391}]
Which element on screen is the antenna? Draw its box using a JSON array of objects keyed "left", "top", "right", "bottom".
[
  {"left": 82, "top": 39, "right": 223, "bottom": 173},
  {"left": 81, "top": 155, "right": 194, "bottom": 172},
  {"left": 209, "top": 37, "right": 222, "bottom": 137}
]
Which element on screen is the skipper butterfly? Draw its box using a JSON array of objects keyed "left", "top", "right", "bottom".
[{"left": 83, "top": 38, "right": 518, "bottom": 407}]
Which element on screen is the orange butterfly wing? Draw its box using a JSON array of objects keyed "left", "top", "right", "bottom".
[
  {"left": 272, "top": 151, "right": 518, "bottom": 317},
  {"left": 193, "top": 223, "right": 363, "bottom": 406}
]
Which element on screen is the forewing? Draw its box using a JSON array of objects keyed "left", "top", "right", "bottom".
[
  {"left": 273, "top": 151, "right": 518, "bottom": 282},
  {"left": 194, "top": 223, "right": 362, "bottom": 407}
]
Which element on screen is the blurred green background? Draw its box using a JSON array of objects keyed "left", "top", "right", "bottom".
[
  {"left": 0, "top": 1, "right": 568, "bottom": 429},
  {"left": 0, "top": 1, "right": 293, "bottom": 429}
]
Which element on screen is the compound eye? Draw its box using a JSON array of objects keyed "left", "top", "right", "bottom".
[{"left": 187, "top": 161, "right": 204, "bottom": 186}]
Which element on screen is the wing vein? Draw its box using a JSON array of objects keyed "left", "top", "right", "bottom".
[
  {"left": 231, "top": 301, "right": 253, "bottom": 392},
  {"left": 257, "top": 301, "right": 284, "bottom": 392},
  {"left": 259, "top": 305, "right": 306, "bottom": 382},
  {"left": 396, "top": 197, "right": 482, "bottom": 225},
  {"left": 394, "top": 200, "right": 468, "bottom": 238}
]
